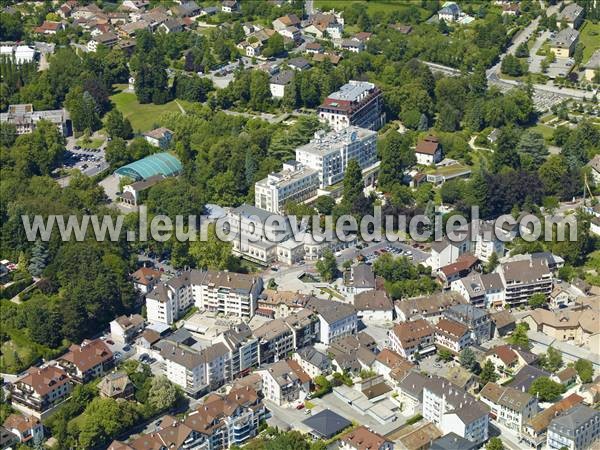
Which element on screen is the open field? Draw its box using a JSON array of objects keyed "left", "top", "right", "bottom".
[
  {"left": 110, "top": 88, "right": 183, "bottom": 133},
  {"left": 314, "top": 0, "right": 431, "bottom": 20},
  {"left": 530, "top": 123, "right": 555, "bottom": 141},
  {"left": 579, "top": 21, "right": 600, "bottom": 62}
]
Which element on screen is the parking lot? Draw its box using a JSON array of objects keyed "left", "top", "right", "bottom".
[{"left": 62, "top": 136, "right": 109, "bottom": 177}]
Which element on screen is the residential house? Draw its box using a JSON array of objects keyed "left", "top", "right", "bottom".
[
  {"left": 143, "top": 127, "right": 173, "bottom": 149},
  {"left": 484, "top": 345, "right": 535, "bottom": 377},
  {"left": 269, "top": 70, "right": 294, "bottom": 98},
  {"left": 395, "top": 291, "right": 468, "bottom": 323},
  {"left": 121, "top": 0, "right": 150, "bottom": 12},
  {"left": 550, "top": 27, "right": 579, "bottom": 58},
  {"left": 390, "top": 23, "right": 413, "bottom": 34},
  {"left": 550, "top": 285, "right": 573, "bottom": 309},
  {"left": 33, "top": 21, "right": 65, "bottom": 35},
  {"left": 258, "top": 359, "right": 308, "bottom": 406},
  {"left": 87, "top": 32, "right": 119, "bottom": 52},
  {"left": 443, "top": 304, "right": 491, "bottom": 343},
  {"left": 257, "top": 289, "right": 309, "bottom": 319},
  {"left": 131, "top": 266, "right": 162, "bottom": 293},
  {"left": 479, "top": 382, "right": 538, "bottom": 431},
  {"left": 508, "top": 364, "right": 551, "bottom": 393},
  {"left": 437, "top": 253, "right": 479, "bottom": 288},
  {"left": 303, "top": 13, "right": 341, "bottom": 39},
  {"left": 305, "top": 42, "right": 323, "bottom": 54},
  {"left": 121, "top": 175, "right": 166, "bottom": 207},
  {"left": 2, "top": 414, "right": 44, "bottom": 446},
  {"left": 422, "top": 376, "right": 489, "bottom": 444},
  {"left": 522, "top": 307, "right": 599, "bottom": 346},
  {"left": 451, "top": 272, "right": 505, "bottom": 308},
  {"left": 318, "top": 80, "right": 385, "bottom": 131},
  {"left": 372, "top": 348, "right": 413, "bottom": 382},
  {"left": 491, "top": 310, "right": 516, "bottom": 338},
  {"left": 57, "top": 339, "right": 114, "bottom": 383},
  {"left": 10, "top": 366, "right": 72, "bottom": 417},
  {"left": 287, "top": 57, "right": 311, "bottom": 71},
  {"left": 339, "top": 426, "right": 393, "bottom": 450},
  {"left": 552, "top": 367, "right": 578, "bottom": 388},
  {"left": 328, "top": 333, "right": 377, "bottom": 375},
  {"left": 354, "top": 290, "right": 394, "bottom": 322},
  {"left": 556, "top": 3, "right": 585, "bottom": 29},
  {"left": 344, "top": 263, "right": 376, "bottom": 295},
  {"left": 430, "top": 432, "right": 478, "bottom": 450},
  {"left": 172, "top": 1, "right": 200, "bottom": 18},
  {"left": 158, "top": 19, "right": 183, "bottom": 34},
  {"left": 547, "top": 405, "right": 600, "bottom": 450},
  {"left": 293, "top": 346, "right": 331, "bottom": 378},
  {"left": 306, "top": 297, "right": 357, "bottom": 345},
  {"left": 98, "top": 372, "right": 134, "bottom": 399},
  {"left": 434, "top": 318, "right": 471, "bottom": 353},
  {"left": 497, "top": 258, "right": 553, "bottom": 307},
  {"left": 110, "top": 314, "right": 144, "bottom": 344},
  {"left": 522, "top": 393, "right": 584, "bottom": 449},
  {"left": 221, "top": 0, "right": 239, "bottom": 13},
  {"left": 279, "top": 25, "right": 301, "bottom": 41},
  {"left": 415, "top": 135, "right": 442, "bottom": 165},
  {"left": 272, "top": 14, "right": 300, "bottom": 31},
  {"left": 396, "top": 371, "right": 429, "bottom": 414},
  {"left": 388, "top": 319, "right": 435, "bottom": 361},
  {"left": 502, "top": 3, "right": 521, "bottom": 16},
  {"left": 340, "top": 38, "right": 365, "bottom": 53}
]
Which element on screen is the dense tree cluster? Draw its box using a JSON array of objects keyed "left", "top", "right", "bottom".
[{"left": 373, "top": 253, "right": 438, "bottom": 299}]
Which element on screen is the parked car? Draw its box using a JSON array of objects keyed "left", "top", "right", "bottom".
[{"left": 296, "top": 403, "right": 305, "bottom": 410}]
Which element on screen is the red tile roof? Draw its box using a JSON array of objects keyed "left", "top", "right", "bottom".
[
  {"left": 415, "top": 135, "right": 440, "bottom": 155},
  {"left": 60, "top": 339, "right": 113, "bottom": 373}
]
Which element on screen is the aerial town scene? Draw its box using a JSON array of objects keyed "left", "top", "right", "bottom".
[{"left": 0, "top": 0, "right": 599, "bottom": 449}]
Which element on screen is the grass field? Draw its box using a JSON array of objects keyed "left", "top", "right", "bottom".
[
  {"left": 76, "top": 137, "right": 104, "bottom": 148},
  {"left": 530, "top": 123, "right": 555, "bottom": 141},
  {"left": 110, "top": 88, "right": 183, "bottom": 133},
  {"left": 579, "top": 21, "right": 600, "bottom": 62},
  {"left": 314, "top": 0, "right": 431, "bottom": 20}
]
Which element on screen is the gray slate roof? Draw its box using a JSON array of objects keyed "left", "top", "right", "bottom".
[{"left": 302, "top": 409, "right": 352, "bottom": 439}]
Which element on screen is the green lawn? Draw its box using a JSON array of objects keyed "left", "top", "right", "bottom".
[
  {"left": 76, "top": 137, "right": 104, "bottom": 148},
  {"left": 314, "top": 0, "right": 431, "bottom": 20},
  {"left": 110, "top": 89, "right": 183, "bottom": 133},
  {"left": 530, "top": 123, "right": 554, "bottom": 142},
  {"left": 579, "top": 21, "right": 600, "bottom": 62}
]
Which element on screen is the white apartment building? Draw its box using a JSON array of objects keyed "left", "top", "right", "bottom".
[
  {"left": 451, "top": 272, "right": 505, "bottom": 308},
  {"left": 479, "top": 382, "right": 538, "bottom": 432},
  {"left": 254, "top": 161, "right": 319, "bottom": 213},
  {"left": 295, "top": 127, "right": 378, "bottom": 187},
  {"left": 306, "top": 297, "right": 357, "bottom": 345},
  {"left": 146, "top": 270, "right": 263, "bottom": 325},
  {"left": 547, "top": 405, "right": 600, "bottom": 450},
  {"left": 158, "top": 341, "right": 231, "bottom": 397},
  {"left": 497, "top": 258, "right": 553, "bottom": 307},
  {"left": 422, "top": 378, "right": 489, "bottom": 444},
  {"left": 388, "top": 319, "right": 435, "bottom": 361},
  {"left": 258, "top": 360, "right": 305, "bottom": 406}
]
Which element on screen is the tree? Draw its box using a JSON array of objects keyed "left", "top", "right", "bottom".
[
  {"left": 501, "top": 54, "right": 525, "bottom": 77},
  {"left": 486, "top": 437, "right": 504, "bottom": 450},
  {"left": 377, "top": 132, "right": 416, "bottom": 191},
  {"left": 539, "top": 346, "right": 563, "bottom": 373},
  {"left": 314, "top": 196, "right": 336, "bottom": 215},
  {"left": 529, "top": 376, "right": 565, "bottom": 401},
  {"left": 147, "top": 375, "right": 180, "bottom": 413},
  {"left": 28, "top": 239, "right": 48, "bottom": 277},
  {"left": 460, "top": 348, "right": 478, "bottom": 372},
  {"left": 189, "top": 224, "right": 238, "bottom": 271},
  {"left": 518, "top": 131, "right": 548, "bottom": 169},
  {"left": 104, "top": 138, "right": 129, "bottom": 168},
  {"left": 492, "top": 126, "right": 521, "bottom": 172},
  {"left": 574, "top": 43, "right": 584, "bottom": 66},
  {"left": 437, "top": 104, "right": 461, "bottom": 132},
  {"left": 263, "top": 33, "right": 285, "bottom": 58},
  {"left": 485, "top": 252, "right": 499, "bottom": 273},
  {"left": 508, "top": 323, "right": 530, "bottom": 348},
  {"left": 574, "top": 359, "right": 593, "bottom": 383},
  {"left": 480, "top": 360, "right": 498, "bottom": 385},
  {"left": 438, "top": 348, "right": 453, "bottom": 362},
  {"left": 106, "top": 110, "right": 133, "bottom": 140},
  {"left": 515, "top": 42, "right": 529, "bottom": 58},
  {"left": 316, "top": 249, "right": 338, "bottom": 282},
  {"left": 528, "top": 293, "right": 547, "bottom": 309},
  {"left": 65, "top": 87, "right": 101, "bottom": 133},
  {"left": 342, "top": 159, "right": 364, "bottom": 211}
]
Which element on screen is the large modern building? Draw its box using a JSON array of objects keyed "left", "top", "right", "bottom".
[
  {"left": 254, "top": 161, "right": 319, "bottom": 213},
  {"left": 318, "top": 81, "right": 385, "bottom": 131},
  {"left": 146, "top": 269, "right": 263, "bottom": 324},
  {"left": 497, "top": 258, "right": 553, "bottom": 307},
  {"left": 295, "top": 127, "right": 378, "bottom": 187},
  {"left": 0, "top": 104, "right": 70, "bottom": 136}
]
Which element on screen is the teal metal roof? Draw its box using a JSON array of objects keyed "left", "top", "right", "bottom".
[{"left": 114, "top": 152, "right": 182, "bottom": 181}]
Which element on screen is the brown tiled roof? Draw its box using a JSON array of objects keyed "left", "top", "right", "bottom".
[
  {"left": 556, "top": 367, "right": 577, "bottom": 382},
  {"left": 140, "top": 329, "right": 160, "bottom": 345},
  {"left": 143, "top": 127, "right": 172, "bottom": 140},
  {"left": 59, "top": 339, "right": 113, "bottom": 373},
  {"left": 392, "top": 319, "right": 434, "bottom": 347},
  {"left": 99, "top": 372, "right": 132, "bottom": 397},
  {"left": 488, "top": 345, "right": 518, "bottom": 366},
  {"left": 115, "top": 314, "right": 144, "bottom": 330},
  {"left": 287, "top": 359, "right": 311, "bottom": 384},
  {"left": 354, "top": 290, "right": 393, "bottom": 311},
  {"left": 525, "top": 308, "right": 600, "bottom": 333},
  {"left": 375, "top": 348, "right": 411, "bottom": 370},
  {"left": 341, "top": 426, "right": 388, "bottom": 450},
  {"left": 439, "top": 253, "right": 479, "bottom": 277},
  {"left": 276, "top": 14, "right": 300, "bottom": 26},
  {"left": 131, "top": 267, "right": 162, "bottom": 285},
  {"left": 3, "top": 414, "right": 40, "bottom": 436},
  {"left": 34, "top": 21, "right": 63, "bottom": 32},
  {"left": 491, "top": 310, "right": 516, "bottom": 329},
  {"left": 17, "top": 366, "right": 70, "bottom": 397},
  {"left": 526, "top": 393, "right": 584, "bottom": 433},
  {"left": 435, "top": 318, "right": 468, "bottom": 339},
  {"left": 480, "top": 382, "right": 504, "bottom": 404},
  {"left": 415, "top": 135, "right": 440, "bottom": 155}
]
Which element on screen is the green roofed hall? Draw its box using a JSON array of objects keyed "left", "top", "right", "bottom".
[{"left": 114, "top": 152, "right": 183, "bottom": 181}]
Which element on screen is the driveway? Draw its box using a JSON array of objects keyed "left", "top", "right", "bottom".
[{"left": 528, "top": 30, "right": 551, "bottom": 73}]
